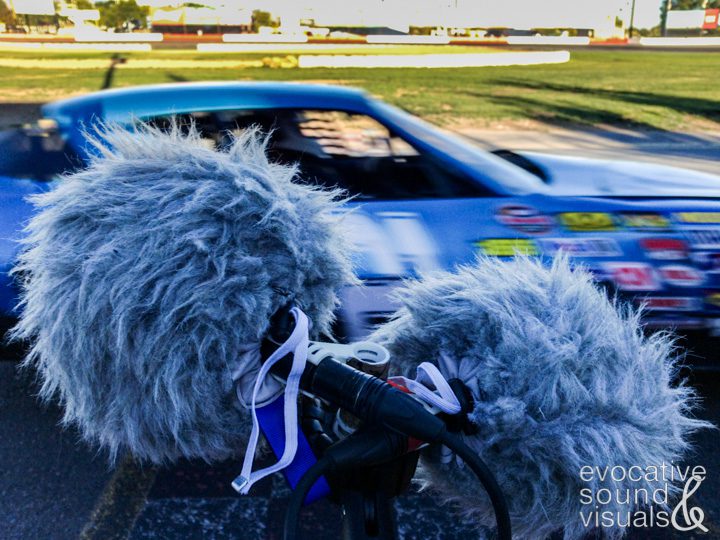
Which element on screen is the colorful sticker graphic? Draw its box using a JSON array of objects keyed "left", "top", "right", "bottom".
[
  {"left": 643, "top": 316, "right": 705, "bottom": 329},
  {"left": 691, "top": 252, "right": 720, "bottom": 272},
  {"left": 495, "top": 205, "right": 554, "bottom": 234},
  {"left": 640, "top": 238, "right": 688, "bottom": 261},
  {"left": 674, "top": 212, "right": 720, "bottom": 225},
  {"left": 537, "top": 237, "right": 621, "bottom": 257},
  {"left": 602, "top": 262, "right": 660, "bottom": 291},
  {"left": 658, "top": 265, "right": 705, "bottom": 288},
  {"left": 621, "top": 213, "right": 671, "bottom": 231},
  {"left": 559, "top": 212, "right": 617, "bottom": 232},
  {"left": 684, "top": 229, "right": 720, "bottom": 250},
  {"left": 705, "top": 293, "right": 720, "bottom": 308},
  {"left": 635, "top": 297, "right": 700, "bottom": 312},
  {"left": 475, "top": 238, "right": 538, "bottom": 257}
]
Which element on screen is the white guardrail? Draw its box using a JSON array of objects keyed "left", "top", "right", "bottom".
[
  {"left": 0, "top": 42, "right": 152, "bottom": 51},
  {"left": 74, "top": 32, "right": 163, "bottom": 42},
  {"left": 222, "top": 33, "right": 308, "bottom": 43},
  {"left": 297, "top": 50, "right": 570, "bottom": 68},
  {"left": 506, "top": 36, "right": 591, "bottom": 45},
  {"left": 640, "top": 37, "right": 720, "bottom": 47},
  {"left": 366, "top": 35, "right": 451, "bottom": 45}
]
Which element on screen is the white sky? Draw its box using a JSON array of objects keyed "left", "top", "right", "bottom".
[
  {"left": 141, "top": 0, "right": 666, "bottom": 30},
  {"left": 633, "top": 0, "right": 663, "bottom": 29},
  {"left": 260, "top": 0, "right": 666, "bottom": 30}
]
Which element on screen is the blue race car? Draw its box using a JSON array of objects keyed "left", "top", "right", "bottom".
[{"left": 2, "top": 82, "right": 720, "bottom": 355}]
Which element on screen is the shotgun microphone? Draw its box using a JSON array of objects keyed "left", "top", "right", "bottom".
[
  {"left": 11, "top": 122, "right": 355, "bottom": 464},
  {"left": 371, "top": 255, "right": 712, "bottom": 540}
]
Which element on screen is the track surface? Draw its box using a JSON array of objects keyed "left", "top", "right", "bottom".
[{"left": 1, "top": 355, "right": 718, "bottom": 540}]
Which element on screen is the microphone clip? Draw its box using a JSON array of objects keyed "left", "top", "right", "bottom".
[{"left": 441, "top": 379, "right": 479, "bottom": 436}]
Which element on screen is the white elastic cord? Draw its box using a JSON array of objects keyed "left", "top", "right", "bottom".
[
  {"left": 232, "top": 345, "right": 284, "bottom": 409},
  {"left": 390, "top": 361, "right": 466, "bottom": 467},
  {"left": 232, "top": 307, "right": 310, "bottom": 495},
  {"left": 389, "top": 362, "right": 462, "bottom": 415}
]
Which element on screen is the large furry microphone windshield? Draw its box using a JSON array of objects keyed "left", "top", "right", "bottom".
[
  {"left": 372, "top": 256, "right": 711, "bottom": 540},
  {"left": 12, "top": 123, "right": 355, "bottom": 463}
]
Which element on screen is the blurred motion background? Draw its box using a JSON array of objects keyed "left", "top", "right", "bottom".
[{"left": 0, "top": 2, "right": 719, "bottom": 540}]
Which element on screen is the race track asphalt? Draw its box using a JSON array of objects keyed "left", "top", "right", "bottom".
[{"left": 1, "top": 353, "right": 718, "bottom": 540}]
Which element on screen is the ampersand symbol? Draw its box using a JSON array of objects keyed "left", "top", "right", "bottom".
[{"left": 671, "top": 475, "right": 709, "bottom": 532}]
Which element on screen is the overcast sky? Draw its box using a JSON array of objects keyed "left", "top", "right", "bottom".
[
  {"left": 144, "top": 0, "right": 665, "bottom": 30},
  {"left": 633, "top": 0, "right": 663, "bottom": 29},
  {"left": 249, "top": 0, "right": 666, "bottom": 30}
]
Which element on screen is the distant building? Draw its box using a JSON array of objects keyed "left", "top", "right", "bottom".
[
  {"left": 134, "top": 1, "right": 252, "bottom": 34},
  {"left": 145, "top": 4, "right": 252, "bottom": 34}
]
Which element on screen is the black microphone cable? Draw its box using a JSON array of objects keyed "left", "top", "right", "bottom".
[
  {"left": 438, "top": 430, "right": 512, "bottom": 540},
  {"left": 266, "top": 314, "right": 511, "bottom": 539},
  {"left": 282, "top": 426, "right": 512, "bottom": 540},
  {"left": 283, "top": 456, "right": 333, "bottom": 540},
  {"left": 283, "top": 426, "right": 408, "bottom": 540}
]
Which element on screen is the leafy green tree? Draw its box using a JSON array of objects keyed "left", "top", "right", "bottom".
[
  {"left": 96, "top": 0, "right": 149, "bottom": 31},
  {"left": 74, "top": 0, "right": 95, "bottom": 8},
  {"left": 0, "top": 0, "right": 15, "bottom": 26},
  {"left": 251, "top": 10, "right": 276, "bottom": 32},
  {"left": 672, "top": 0, "right": 706, "bottom": 7}
]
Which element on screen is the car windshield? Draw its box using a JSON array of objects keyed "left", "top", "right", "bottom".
[
  {"left": 368, "top": 101, "right": 549, "bottom": 195},
  {"left": 0, "top": 127, "right": 80, "bottom": 181},
  {"left": 145, "top": 108, "right": 494, "bottom": 200}
]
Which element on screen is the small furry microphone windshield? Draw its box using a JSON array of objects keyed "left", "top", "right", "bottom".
[
  {"left": 12, "top": 123, "right": 355, "bottom": 464},
  {"left": 371, "top": 256, "right": 711, "bottom": 540}
]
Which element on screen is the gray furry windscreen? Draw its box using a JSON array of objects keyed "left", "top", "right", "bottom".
[
  {"left": 11, "top": 123, "right": 356, "bottom": 464},
  {"left": 371, "top": 256, "right": 711, "bottom": 540}
]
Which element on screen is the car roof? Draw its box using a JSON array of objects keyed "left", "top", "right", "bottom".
[
  {"left": 42, "top": 82, "right": 372, "bottom": 125},
  {"left": 39, "top": 81, "right": 549, "bottom": 196}
]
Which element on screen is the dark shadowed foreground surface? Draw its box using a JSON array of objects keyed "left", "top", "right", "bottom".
[{"left": 1, "top": 352, "right": 717, "bottom": 540}]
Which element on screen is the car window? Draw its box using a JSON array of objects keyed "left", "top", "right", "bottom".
[
  {"left": 144, "top": 108, "right": 492, "bottom": 200},
  {"left": 0, "top": 127, "right": 81, "bottom": 181}
]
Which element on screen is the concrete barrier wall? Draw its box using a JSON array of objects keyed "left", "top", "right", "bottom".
[
  {"left": 297, "top": 50, "right": 570, "bottom": 68},
  {"left": 506, "top": 36, "right": 591, "bottom": 45},
  {"left": 640, "top": 37, "right": 720, "bottom": 47},
  {"left": 0, "top": 42, "right": 152, "bottom": 51},
  {"left": 222, "top": 34, "right": 308, "bottom": 43},
  {"left": 74, "top": 32, "right": 163, "bottom": 43},
  {"left": 366, "top": 35, "right": 451, "bottom": 45}
]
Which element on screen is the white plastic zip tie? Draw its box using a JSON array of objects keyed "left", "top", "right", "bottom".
[
  {"left": 232, "top": 307, "right": 309, "bottom": 494},
  {"left": 389, "top": 362, "right": 462, "bottom": 415}
]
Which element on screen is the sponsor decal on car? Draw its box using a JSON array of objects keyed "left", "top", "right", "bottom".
[
  {"left": 691, "top": 252, "right": 720, "bottom": 272},
  {"left": 705, "top": 293, "right": 720, "bottom": 308},
  {"left": 709, "top": 318, "right": 720, "bottom": 337},
  {"left": 635, "top": 296, "right": 700, "bottom": 312},
  {"left": 643, "top": 316, "right": 706, "bottom": 330},
  {"left": 640, "top": 238, "right": 688, "bottom": 261},
  {"left": 495, "top": 204, "right": 554, "bottom": 234},
  {"left": 621, "top": 212, "right": 671, "bottom": 231},
  {"left": 602, "top": 262, "right": 660, "bottom": 291},
  {"left": 684, "top": 229, "right": 720, "bottom": 250},
  {"left": 474, "top": 238, "right": 538, "bottom": 257},
  {"left": 537, "top": 237, "right": 621, "bottom": 257},
  {"left": 558, "top": 212, "right": 617, "bottom": 232},
  {"left": 674, "top": 212, "right": 720, "bottom": 225},
  {"left": 658, "top": 265, "right": 705, "bottom": 287}
]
